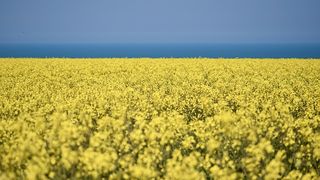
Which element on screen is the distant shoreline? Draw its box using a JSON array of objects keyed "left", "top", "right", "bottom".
[{"left": 1, "top": 58, "right": 320, "bottom": 61}]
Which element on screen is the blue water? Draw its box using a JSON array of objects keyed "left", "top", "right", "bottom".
[{"left": 0, "top": 43, "right": 320, "bottom": 58}]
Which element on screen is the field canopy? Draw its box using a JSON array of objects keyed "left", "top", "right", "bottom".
[{"left": 0, "top": 58, "right": 320, "bottom": 179}]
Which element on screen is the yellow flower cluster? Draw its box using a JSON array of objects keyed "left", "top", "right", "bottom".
[{"left": 0, "top": 58, "right": 320, "bottom": 179}]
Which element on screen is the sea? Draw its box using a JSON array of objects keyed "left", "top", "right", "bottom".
[{"left": 0, "top": 43, "right": 320, "bottom": 58}]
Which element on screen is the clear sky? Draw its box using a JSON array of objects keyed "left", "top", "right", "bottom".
[{"left": 1, "top": 0, "right": 320, "bottom": 44}]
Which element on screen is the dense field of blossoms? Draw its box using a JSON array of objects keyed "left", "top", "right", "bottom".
[{"left": 0, "top": 58, "right": 320, "bottom": 179}]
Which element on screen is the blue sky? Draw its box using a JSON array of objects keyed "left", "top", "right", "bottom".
[{"left": 1, "top": 0, "right": 320, "bottom": 44}]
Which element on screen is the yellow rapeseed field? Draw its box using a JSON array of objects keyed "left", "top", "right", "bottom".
[{"left": 0, "top": 58, "right": 320, "bottom": 179}]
